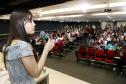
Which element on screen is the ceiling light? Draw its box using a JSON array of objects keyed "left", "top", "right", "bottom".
[
  {"left": 112, "top": 11, "right": 126, "bottom": 14},
  {"left": 107, "top": 16, "right": 112, "bottom": 19},
  {"left": 88, "top": 1, "right": 126, "bottom": 9},
  {"left": 35, "top": 14, "right": 84, "bottom": 20},
  {"left": 58, "top": 14, "right": 84, "bottom": 18},
  {"left": 92, "top": 11, "right": 126, "bottom": 16},
  {"left": 41, "top": 8, "right": 75, "bottom": 14},
  {"left": 92, "top": 13, "right": 109, "bottom": 16},
  {"left": 37, "top": 16, "right": 56, "bottom": 20},
  {"left": 0, "top": 14, "right": 10, "bottom": 19},
  {"left": 38, "top": 4, "right": 88, "bottom": 15}
]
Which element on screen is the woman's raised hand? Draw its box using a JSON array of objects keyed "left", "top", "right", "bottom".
[{"left": 44, "top": 39, "right": 55, "bottom": 52}]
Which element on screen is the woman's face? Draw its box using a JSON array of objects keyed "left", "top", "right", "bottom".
[{"left": 24, "top": 17, "right": 36, "bottom": 34}]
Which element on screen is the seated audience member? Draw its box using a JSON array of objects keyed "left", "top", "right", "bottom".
[{"left": 105, "top": 41, "right": 117, "bottom": 51}]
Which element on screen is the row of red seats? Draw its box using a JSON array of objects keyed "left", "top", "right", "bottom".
[{"left": 75, "top": 46, "right": 118, "bottom": 66}]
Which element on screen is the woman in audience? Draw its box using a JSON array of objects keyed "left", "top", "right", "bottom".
[
  {"left": 114, "top": 35, "right": 126, "bottom": 72},
  {"left": 0, "top": 52, "right": 5, "bottom": 71},
  {"left": 3, "top": 9, "right": 55, "bottom": 84},
  {"left": 116, "top": 46, "right": 126, "bottom": 74}
]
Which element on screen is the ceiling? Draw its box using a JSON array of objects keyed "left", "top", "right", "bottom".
[
  {"left": 0, "top": 0, "right": 71, "bottom": 15},
  {"left": 0, "top": 0, "right": 126, "bottom": 22}
]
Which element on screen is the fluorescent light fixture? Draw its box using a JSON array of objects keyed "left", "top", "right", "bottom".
[
  {"left": 58, "top": 14, "right": 84, "bottom": 18},
  {"left": 107, "top": 16, "right": 112, "bottom": 19},
  {"left": 88, "top": 2, "right": 126, "bottom": 9},
  {"left": 110, "top": 2, "right": 126, "bottom": 7},
  {"left": 89, "top": 4, "right": 106, "bottom": 9},
  {"left": 36, "top": 14, "right": 84, "bottom": 20},
  {"left": 0, "top": 14, "right": 10, "bottom": 19},
  {"left": 40, "top": 4, "right": 88, "bottom": 14},
  {"left": 30, "top": 8, "right": 43, "bottom": 13},
  {"left": 38, "top": 16, "right": 56, "bottom": 20},
  {"left": 92, "top": 13, "right": 109, "bottom": 16},
  {"left": 41, "top": 8, "right": 76, "bottom": 14},
  {"left": 112, "top": 11, "right": 126, "bottom": 14},
  {"left": 92, "top": 11, "right": 126, "bottom": 16}
]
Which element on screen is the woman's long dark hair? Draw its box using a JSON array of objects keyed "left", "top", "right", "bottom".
[{"left": 4, "top": 9, "right": 38, "bottom": 68}]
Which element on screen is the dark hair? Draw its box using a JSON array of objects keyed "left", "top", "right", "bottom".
[
  {"left": 8, "top": 9, "right": 32, "bottom": 44},
  {"left": 4, "top": 9, "right": 38, "bottom": 68}
]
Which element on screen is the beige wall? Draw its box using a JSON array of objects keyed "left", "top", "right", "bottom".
[
  {"left": 101, "top": 22, "right": 113, "bottom": 30},
  {"left": 117, "top": 22, "right": 126, "bottom": 27}
]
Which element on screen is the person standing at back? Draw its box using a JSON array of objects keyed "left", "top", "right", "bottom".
[{"left": 3, "top": 9, "right": 55, "bottom": 84}]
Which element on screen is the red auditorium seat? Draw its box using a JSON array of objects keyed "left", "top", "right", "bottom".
[
  {"left": 104, "top": 50, "right": 115, "bottom": 65},
  {"left": 95, "top": 48, "right": 104, "bottom": 63},
  {"left": 75, "top": 46, "right": 87, "bottom": 62},
  {"left": 85, "top": 47, "right": 95, "bottom": 62}
]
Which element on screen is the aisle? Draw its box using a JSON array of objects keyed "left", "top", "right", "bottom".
[
  {"left": 0, "top": 67, "right": 90, "bottom": 84},
  {"left": 46, "top": 67, "right": 90, "bottom": 84}
]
